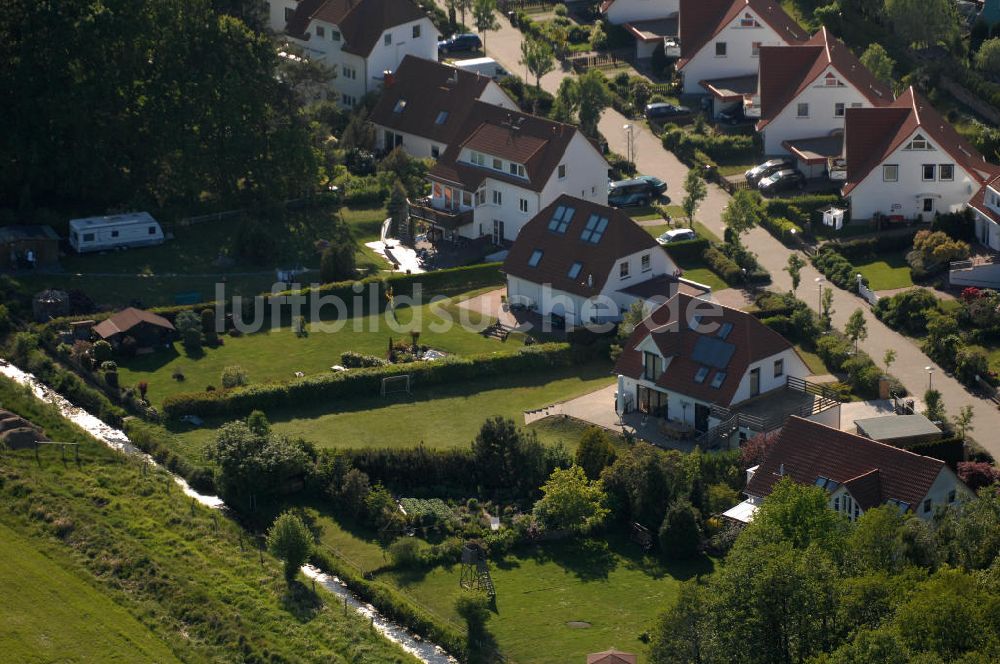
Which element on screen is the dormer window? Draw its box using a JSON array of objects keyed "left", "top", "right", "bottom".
[
  {"left": 435, "top": 111, "right": 449, "bottom": 124},
  {"left": 528, "top": 249, "right": 543, "bottom": 267},
  {"left": 393, "top": 99, "right": 407, "bottom": 113},
  {"left": 470, "top": 151, "right": 486, "bottom": 166},
  {"left": 492, "top": 158, "right": 502, "bottom": 170},
  {"left": 509, "top": 163, "right": 526, "bottom": 178}
]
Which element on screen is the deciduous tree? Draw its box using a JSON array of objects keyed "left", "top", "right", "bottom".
[
  {"left": 267, "top": 511, "right": 313, "bottom": 583},
  {"left": 532, "top": 465, "right": 609, "bottom": 533},
  {"left": 520, "top": 38, "right": 555, "bottom": 89},
  {"left": 681, "top": 169, "right": 707, "bottom": 228}
]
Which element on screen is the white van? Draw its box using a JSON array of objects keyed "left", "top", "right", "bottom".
[
  {"left": 69, "top": 212, "right": 165, "bottom": 253},
  {"left": 451, "top": 57, "right": 508, "bottom": 79}
]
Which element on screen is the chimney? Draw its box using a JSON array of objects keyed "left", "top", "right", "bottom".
[{"left": 383, "top": 70, "right": 395, "bottom": 87}]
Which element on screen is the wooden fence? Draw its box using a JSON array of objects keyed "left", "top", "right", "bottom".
[
  {"left": 498, "top": 0, "right": 551, "bottom": 12},
  {"left": 719, "top": 176, "right": 751, "bottom": 194}
]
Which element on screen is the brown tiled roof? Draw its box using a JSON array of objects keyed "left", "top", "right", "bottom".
[
  {"left": 429, "top": 102, "right": 590, "bottom": 193},
  {"left": 369, "top": 56, "right": 498, "bottom": 146},
  {"left": 287, "top": 0, "right": 428, "bottom": 57},
  {"left": 756, "top": 28, "right": 892, "bottom": 130},
  {"left": 93, "top": 307, "right": 174, "bottom": 339},
  {"left": 678, "top": 0, "right": 806, "bottom": 69},
  {"left": 843, "top": 87, "right": 995, "bottom": 195},
  {"left": 969, "top": 174, "right": 1000, "bottom": 225},
  {"left": 503, "top": 195, "right": 660, "bottom": 298},
  {"left": 587, "top": 651, "right": 638, "bottom": 664},
  {"left": 745, "top": 416, "right": 950, "bottom": 511},
  {"left": 614, "top": 293, "right": 796, "bottom": 406},
  {"left": 700, "top": 74, "right": 758, "bottom": 101}
]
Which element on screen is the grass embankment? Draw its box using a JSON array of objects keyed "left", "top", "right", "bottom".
[
  {"left": 167, "top": 362, "right": 616, "bottom": 458},
  {"left": 119, "top": 290, "right": 507, "bottom": 408},
  {"left": 17, "top": 205, "right": 391, "bottom": 307},
  {"left": 0, "top": 376, "right": 416, "bottom": 664}
]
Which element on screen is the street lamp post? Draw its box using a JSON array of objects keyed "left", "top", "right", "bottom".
[
  {"left": 925, "top": 366, "right": 935, "bottom": 391},
  {"left": 623, "top": 124, "right": 635, "bottom": 164},
  {"left": 815, "top": 276, "right": 824, "bottom": 314}
]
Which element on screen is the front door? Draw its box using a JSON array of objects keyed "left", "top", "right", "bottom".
[
  {"left": 694, "top": 404, "right": 710, "bottom": 433},
  {"left": 493, "top": 219, "right": 505, "bottom": 245},
  {"left": 750, "top": 368, "right": 760, "bottom": 397}
]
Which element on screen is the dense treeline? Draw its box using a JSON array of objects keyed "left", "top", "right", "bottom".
[
  {"left": 650, "top": 480, "right": 1000, "bottom": 664},
  {"left": 0, "top": 0, "right": 316, "bottom": 213}
]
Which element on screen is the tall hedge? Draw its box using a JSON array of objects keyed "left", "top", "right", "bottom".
[{"left": 163, "top": 342, "right": 574, "bottom": 418}]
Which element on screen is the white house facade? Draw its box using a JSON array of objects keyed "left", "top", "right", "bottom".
[
  {"left": 842, "top": 88, "right": 994, "bottom": 221},
  {"left": 677, "top": 0, "right": 805, "bottom": 95},
  {"left": 282, "top": 0, "right": 438, "bottom": 108},
  {"left": 755, "top": 29, "right": 892, "bottom": 156}
]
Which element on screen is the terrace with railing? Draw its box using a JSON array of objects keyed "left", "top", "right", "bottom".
[{"left": 407, "top": 197, "right": 473, "bottom": 231}]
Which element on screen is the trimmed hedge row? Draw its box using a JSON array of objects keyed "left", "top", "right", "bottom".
[
  {"left": 662, "top": 237, "right": 710, "bottom": 261},
  {"left": 758, "top": 215, "right": 802, "bottom": 243},
  {"left": 163, "top": 342, "right": 574, "bottom": 418},
  {"left": 826, "top": 231, "right": 918, "bottom": 261},
  {"left": 704, "top": 246, "right": 743, "bottom": 284},
  {"left": 41, "top": 262, "right": 506, "bottom": 332},
  {"left": 812, "top": 247, "right": 861, "bottom": 292},
  {"left": 763, "top": 194, "right": 841, "bottom": 226},
  {"left": 661, "top": 127, "right": 756, "bottom": 165}
]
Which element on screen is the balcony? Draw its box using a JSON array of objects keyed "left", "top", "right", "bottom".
[{"left": 408, "top": 198, "right": 473, "bottom": 231}]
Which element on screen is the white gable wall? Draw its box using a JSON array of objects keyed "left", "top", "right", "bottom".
[
  {"left": 364, "top": 18, "right": 439, "bottom": 94},
  {"left": 847, "top": 129, "right": 980, "bottom": 220},
  {"left": 539, "top": 132, "right": 611, "bottom": 208},
  {"left": 729, "top": 347, "right": 810, "bottom": 405},
  {"left": 605, "top": 0, "right": 679, "bottom": 25},
  {"left": 761, "top": 66, "right": 882, "bottom": 155},
  {"left": 680, "top": 10, "right": 790, "bottom": 95},
  {"left": 918, "top": 467, "right": 975, "bottom": 519}
]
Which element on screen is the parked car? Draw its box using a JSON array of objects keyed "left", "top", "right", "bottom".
[
  {"left": 644, "top": 102, "right": 691, "bottom": 121},
  {"left": 438, "top": 33, "right": 482, "bottom": 54},
  {"left": 636, "top": 175, "right": 667, "bottom": 195},
  {"left": 758, "top": 169, "right": 805, "bottom": 194},
  {"left": 718, "top": 105, "right": 747, "bottom": 125},
  {"left": 608, "top": 177, "right": 663, "bottom": 207},
  {"left": 657, "top": 228, "right": 697, "bottom": 244},
  {"left": 745, "top": 157, "right": 795, "bottom": 185}
]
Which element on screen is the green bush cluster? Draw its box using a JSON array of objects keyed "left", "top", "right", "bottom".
[
  {"left": 828, "top": 231, "right": 918, "bottom": 260},
  {"left": 662, "top": 237, "right": 710, "bottom": 261},
  {"left": 703, "top": 246, "right": 744, "bottom": 284},
  {"left": 661, "top": 127, "right": 756, "bottom": 166},
  {"left": 758, "top": 215, "right": 802, "bottom": 243},
  {"left": 813, "top": 247, "right": 862, "bottom": 292},
  {"left": 163, "top": 343, "right": 575, "bottom": 418},
  {"left": 763, "top": 194, "right": 841, "bottom": 227},
  {"left": 815, "top": 334, "right": 882, "bottom": 398},
  {"left": 874, "top": 288, "right": 940, "bottom": 335},
  {"left": 339, "top": 351, "right": 386, "bottom": 369}
]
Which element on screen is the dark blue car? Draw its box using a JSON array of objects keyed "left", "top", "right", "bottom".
[{"left": 438, "top": 33, "right": 482, "bottom": 54}]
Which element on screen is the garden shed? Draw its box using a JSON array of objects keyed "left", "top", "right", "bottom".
[
  {"left": 0, "top": 225, "right": 60, "bottom": 269},
  {"left": 854, "top": 414, "right": 943, "bottom": 448},
  {"left": 93, "top": 307, "right": 175, "bottom": 350}
]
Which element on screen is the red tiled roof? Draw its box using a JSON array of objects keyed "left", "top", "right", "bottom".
[
  {"left": 756, "top": 28, "right": 892, "bottom": 130},
  {"left": 287, "top": 0, "right": 428, "bottom": 57},
  {"left": 429, "top": 102, "right": 593, "bottom": 193},
  {"left": 503, "top": 195, "right": 660, "bottom": 298},
  {"left": 843, "top": 87, "right": 995, "bottom": 195},
  {"left": 745, "top": 416, "right": 951, "bottom": 511},
  {"left": 614, "top": 293, "right": 796, "bottom": 406},
  {"left": 969, "top": 174, "right": 1000, "bottom": 225},
  {"left": 678, "top": 0, "right": 806, "bottom": 69},
  {"left": 93, "top": 307, "right": 174, "bottom": 339},
  {"left": 369, "top": 56, "right": 498, "bottom": 146}
]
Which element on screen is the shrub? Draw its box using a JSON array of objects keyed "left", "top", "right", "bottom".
[
  {"left": 92, "top": 340, "right": 112, "bottom": 364},
  {"left": 389, "top": 537, "right": 425, "bottom": 568},
  {"left": 661, "top": 127, "right": 755, "bottom": 165},
  {"left": 763, "top": 195, "right": 841, "bottom": 226},
  {"left": 658, "top": 499, "right": 701, "bottom": 559},
  {"left": 163, "top": 343, "right": 575, "bottom": 418},
  {"left": 812, "top": 247, "right": 858, "bottom": 291},
  {"left": 703, "top": 246, "right": 743, "bottom": 284},
  {"left": 340, "top": 351, "right": 387, "bottom": 368},
  {"left": 175, "top": 310, "right": 203, "bottom": 351},
  {"left": 220, "top": 365, "right": 248, "bottom": 389},
  {"left": 662, "top": 237, "right": 710, "bottom": 261},
  {"left": 267, "top": 511, "right": 313, "bottom": 583},
  {"left": 907, "top": 230, "right": 970, "bottom": 278},
  {"left": 875, "top": 288, "right": 940, "bottom": 335},
  {"left": 954, "top": 346, "right": 990, "bottom": 387},
  {"left": 758, "top": 215, "right": 802, "bottom": 243}
]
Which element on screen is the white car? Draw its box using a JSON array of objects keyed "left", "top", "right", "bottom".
[{"left": 656, "top": 228, "right": 697, "bottom": 245}]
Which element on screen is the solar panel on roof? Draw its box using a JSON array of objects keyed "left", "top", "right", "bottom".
[{"left": 690, "top": 336, "right": 736, "bottom": 369}]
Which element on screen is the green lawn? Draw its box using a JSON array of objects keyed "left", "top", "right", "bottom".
[
  {"left": 716, "top": 164, "right": 755, "bottom": 177},
  {"left": 795, "top": 343, "right": 832, "bottom": 376},
  {"left": 168, "top": 362, "right": 616, "bottom": 458},
  {"left": 119, "top": 293, "right": 505, "bottom": 408},
  {"left": 626, "top": 206, "right": 665, "bottom": 222},
  {"left": 380, "top": 533, "right": 713, "bottom": 664},
  {"left": 853, "top": 251, "right": 914, "bottom": 291},
  {"left": 18, "top": 205, "right": 390, "bottom": 307},
  {"left": 0, "top": 376, "right": 416, "bottom": 664},
  {"left": 526, "top": 414, "right": 625, "bottom": 450},
  {"left": 0, "top": 521, "right": 182, "bottom": 664}
]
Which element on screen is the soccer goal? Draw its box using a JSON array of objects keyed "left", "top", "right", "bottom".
[{"left": 380, "top": 374, "right": 411, "bottom": 397}]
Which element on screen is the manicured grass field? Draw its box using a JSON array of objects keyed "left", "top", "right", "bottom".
[
  {"left": 626, "top": 206, "right": 666, "bottom": 222},
  {"left": 0, "top": 521, "right": 182, "bottom": 664},
  {"left": 119, "top": 293, "right": 505, "bottom": 408},
  {"left": 0, "top": 376, "right": 416, "bottom": 664},
  {"left": 526, "top": 414, "right": 625, "bottom": 450},
  {"left": 380, "top": 533, "right": 713, "bottom": 664},
  {"left": 167, "top": 362, "right": 616, "bottom": 458},
  {"left": 853, "top": 251, "right": 914, "bottom": 291},
  {"left": 795, "top": 343, "right": 832, "bottom": 376},
  {"left": 18, "top": 206, "right": 390, "bottom": 307}
]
